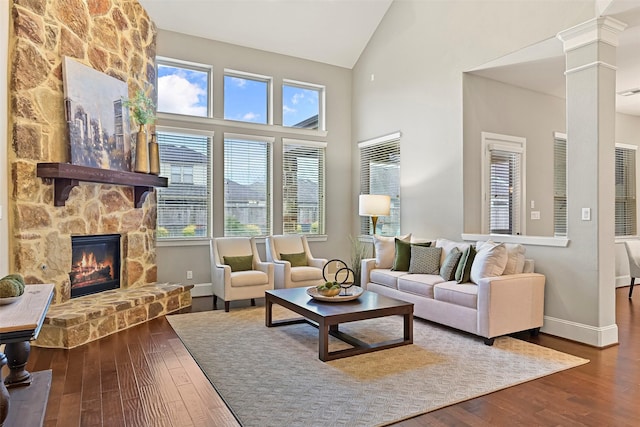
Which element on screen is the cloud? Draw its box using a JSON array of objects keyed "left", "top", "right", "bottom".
[
  {"left": 158, "top": 74, "right": 207, "bottom": 116},
  {"left": 291, "top": 93, "right": 304, "bottom": 105},
  {"left": 230, "top": 77, "right": 247, "bottom": 88},
  {"left": 283, "top": 105, "right": 296, "bottom": 115},
  {"left": 242, "top": 112, "right": 261, "bottom": 121}
]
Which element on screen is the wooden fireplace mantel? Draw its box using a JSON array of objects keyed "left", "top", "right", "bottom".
[{"left": 36, "top": 163, "right": 168, "bottom": 208}]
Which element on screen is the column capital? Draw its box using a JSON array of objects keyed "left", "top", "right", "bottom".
[{"left": 557, "top": 16, "right": 627, "bottom": 52}]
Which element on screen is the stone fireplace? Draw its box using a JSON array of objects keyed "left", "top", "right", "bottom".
[{"left": 8, "top": 0, "right": 159, "bottom": 304}]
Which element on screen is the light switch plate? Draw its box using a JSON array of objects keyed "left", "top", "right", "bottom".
[
  {"left": 531, "top": 211, "right": 540, "bottom": 220},
  {"left": 582, "top": 207, "right": 591, "bottom": 221}
]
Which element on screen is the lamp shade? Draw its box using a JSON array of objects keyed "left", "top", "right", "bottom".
[{"left": 359, "top": 194, "right": 391, "bottom": 217}]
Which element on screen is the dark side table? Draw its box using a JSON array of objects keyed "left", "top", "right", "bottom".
[{"left": 0, "top": 284, "right": 54, "bottom": 427}]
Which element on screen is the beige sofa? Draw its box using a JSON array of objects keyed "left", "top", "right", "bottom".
[{"left": 360, "top": 237, "right": 545, "bottom": 345}]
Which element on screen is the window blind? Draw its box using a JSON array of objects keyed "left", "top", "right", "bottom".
[
  {"left": 615, "top": 145, "right": 636, "bottom": 236},
  {"left": 358, "top": 135, "right": 401, "bottom": 236},
  {"left": 554, "top": 136, "right": 567, "bottom": 237},
  {"left": 282, "top": 140, "right": 326, "bottom": 235},
  {"left": 156, "top": 130, "right": 211, "bottom": 239},
  {"left": 488, "top": 147, "right": 522, "bottom": 235},
  {"left": 224, "top": 135, "right": 272, "bottom": 236}
]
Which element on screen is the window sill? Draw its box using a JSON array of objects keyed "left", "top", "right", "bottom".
[
  {"left": 461, "top": 233, "right": 569, "bottom": 247},
  {"left": 156, "top": 234, "right": 329, "bottom": 247}
]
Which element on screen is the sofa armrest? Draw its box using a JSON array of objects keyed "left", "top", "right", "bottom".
[
  {"left": 476, "top": 273, "right": 545, "bottom": 339},
  {"left": 361, "top": 258, "right": 376, "bottom": 288},
  {"left": 309, "top": 258, "right": 327, "bottom": 269}
]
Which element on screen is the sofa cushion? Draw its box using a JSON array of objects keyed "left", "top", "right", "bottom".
[
  {"left": 470, "top": 241, "right": 508, "bottom": 284},
  {"left": 434, "top": 282, "right": 478, "bottom": 309},
  {"left": 223, "top": 255, "right": 253, "bottom": 272},
  {"left": 290, "top": 266, "right": 323, "bottom": 282},
  {"left": 440, "top": 247, "right": 462, "bottom": 281},
  {"left": 230, "top": 270, "right": 269, "bottom": 287},
  {"left": 455, "top": 245, "right": 476, "bottom": 283},
  {"left": 409, "top": 246, "right": 441, "bottom": 274},
  {"left": 503, "top": 243, "right": 526, "bottom": 275},
  {"left": 374, "top": 234, "right": 411, "bottom": 269},
  {"left": 392, "top": 239, "right": 431, "bottom": 271},
  {"left": 435, "top": 238, "right": 471, "bottom": 265},
  {"left": 369, "top": 269, "right": 405, "bottom": 289},
  {"left": 397, "top": 274, "right": 444, "bottom": 298}
]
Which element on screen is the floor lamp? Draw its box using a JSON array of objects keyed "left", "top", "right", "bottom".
[{"left": 359, "top": 194, "right": 391, "bottom": 257}]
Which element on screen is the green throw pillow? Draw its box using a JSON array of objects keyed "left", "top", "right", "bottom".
[
  {"left": 223, "top": 255, "right": 254, "bottom": 272},
  {"left": 392, "top": 239, "right": 430, "bottom": 271},
  {"left": 280, "top": 252, "right": 308, "bottom": 267},
  {"left": 455, "top": 245, "right": 476, "bottom": 283},
  {"left": 440, "top": 247, "right": 462, "bottom": 281},
  {"left": 408, "top": 246, "right": 441, "bottom": 274}
]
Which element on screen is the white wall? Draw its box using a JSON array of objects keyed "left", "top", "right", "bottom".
[
  {"left": 154, "top": 30, "right": 353, "bottom": 287},
  {"left": 463, "top": 73, "right": 566, "bottom": 237},
  {"left": 352, "top": 0, "right": 605, "bottom": 344},
  {"left": 1, "top": 0, "right": 8, "bottom": 276}
]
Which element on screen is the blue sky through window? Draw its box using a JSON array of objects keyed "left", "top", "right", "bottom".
[
  {"left": 283, "top": 85, "right": 319, "bottom": 128},
  {"left": 224, "top": 76, "right": 268, "bottom": 124},
  {"left": 157, "top": 64, "right": 209, "bottom": 117}
]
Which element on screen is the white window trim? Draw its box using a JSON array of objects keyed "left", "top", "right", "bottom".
[
  {"left": 224, "top": 69, "right": 273, "bottom": 125},
  {"left": 616, "top": 142, "right": 638, "bottom": 237},
  {"left": 481, "top": 131, "right": 527, "bottom": 235},
  {"left": 282, "top": 79, "right": 326, "bottom": 131},
  {"left": 156, "top": 56, "right": 213, "bottom": 118}
]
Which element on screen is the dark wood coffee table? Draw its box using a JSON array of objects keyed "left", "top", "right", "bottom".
[{"left": 265, "top": 287, "right": 413, "bottom": 361}]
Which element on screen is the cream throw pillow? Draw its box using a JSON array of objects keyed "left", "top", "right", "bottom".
[
  {"left": 470, "top": 241, "right": 508, "bottom": 284},
  {"left": 502, "top": 243, "right": 526, "bottom": 275},
  {"left": 373, "top": 234, "right": 411, "bottom": 268}
]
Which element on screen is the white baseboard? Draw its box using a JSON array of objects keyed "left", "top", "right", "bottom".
[
  {"left": 190, "top": 282, "right": 213, "bottom": 297},
  {"left": 542, "top": 315, "right": 618, "bottom": 347}
]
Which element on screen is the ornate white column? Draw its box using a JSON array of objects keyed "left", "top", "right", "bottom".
[{"left": 556, "top": 17, "right": 626, "bottom": 346}]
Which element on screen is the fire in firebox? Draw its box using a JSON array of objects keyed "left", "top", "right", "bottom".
[
  {"left": 70, "top": 251, "right": 114, "bottom": 288},
  {"left": 69, "top": 234, "right": 121, "bottom": 298}
]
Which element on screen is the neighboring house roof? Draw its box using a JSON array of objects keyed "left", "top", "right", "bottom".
[{"left": 159, "top": 144, "right": 207, "bottom": 164}]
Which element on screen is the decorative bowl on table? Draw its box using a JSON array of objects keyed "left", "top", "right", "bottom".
[
  {"left": 307, "top": 285, "right": 364, "bottom": 302},
  {"left": 0, "top": 273, "right": 26, "bottom": 304}
]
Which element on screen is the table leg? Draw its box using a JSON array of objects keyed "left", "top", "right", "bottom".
[
  {"left": 404, "top": 312, "right": 413, "bottom": 343},
  {"left": 4, "top": 341, "right": 31, "bottom": 388},
  {"left": 318, "top": 320, "right": 329, "bottom": 362},
  {"left": 0, "top": 353, "right": 9, "bottom": 427},
  {"left": 265, "top": 296, "right": 273, "bottom": 327}
]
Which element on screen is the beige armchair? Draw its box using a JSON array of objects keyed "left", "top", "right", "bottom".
[
  {"left": 624, "top": 240, "right": 640, "bottom": 298},
  {"left": 211, "top": 237, "right": 274, "bottom": 311},
  {"left": 265, "top": 235, "right": 327, "bottom": 289}
]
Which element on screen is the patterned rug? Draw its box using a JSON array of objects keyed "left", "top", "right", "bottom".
[{"left": 167, "top": 306, "right": 588, "bottom": 427}]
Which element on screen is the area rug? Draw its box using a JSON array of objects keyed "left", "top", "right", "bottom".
[{"left": 167, "top": 306, "right": 588, "bottom": 427}]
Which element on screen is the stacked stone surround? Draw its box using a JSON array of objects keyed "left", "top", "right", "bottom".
[
  {"left": 8, "top": 0, "right": 159, "bottom": 304},
  {"left": 34, "top": 283, "right": 194, "bottom": 349}
]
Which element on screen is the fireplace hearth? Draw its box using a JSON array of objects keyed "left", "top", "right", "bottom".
[{"left": 70, "top": 234, "right": 121, "bottom": 298}]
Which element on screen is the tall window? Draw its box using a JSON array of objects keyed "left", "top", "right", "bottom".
[
  {"left": 359, "top": 132, "right": 401, "bottom": 236},
  {"left": 616, "top": 144, "right": 637, "bottom": 236},
  {"left": 157, "top": 57, "right": 211, "bottom": 117},
  {"left": 156, "top": 130, "right": 212, "bottom": 239},
  {"left": 282, "top": 80, "right": 324, "bottom": 130},
  {"left": 554, "top": 133, "right": 567, "bottom": 237},
  {"left": 224, "top": 134, "right": 272, "bottom": 236},
  {"left": 283, "top": 139, "right": 325, "bottom": 235},
  {"left": 482, "top": 132, "right": 525, "bottom": 235},
  {"left": 224, "top": 71, "right": 271, "bottom": 124}
]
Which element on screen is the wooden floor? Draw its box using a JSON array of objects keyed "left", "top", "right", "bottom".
[{"left": 13, "top": 286, "right": 640, "bottom": 426}]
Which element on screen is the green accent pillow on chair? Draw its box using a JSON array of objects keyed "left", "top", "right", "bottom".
[
  {"left": 280, "top": 252, "right": 308, "bottom": 267},
  {"left": 224, "top": 255, "right": 254, "bottom": 272}
]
